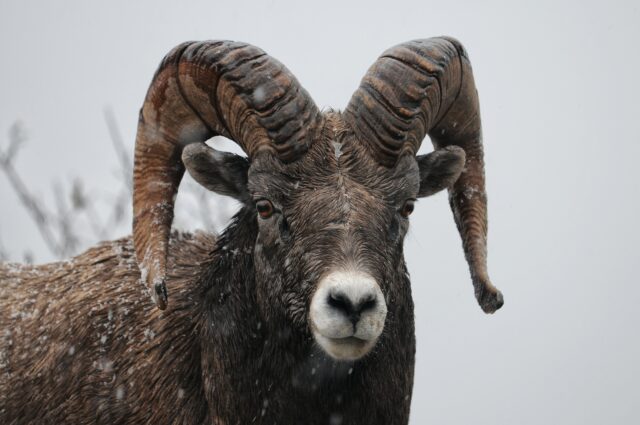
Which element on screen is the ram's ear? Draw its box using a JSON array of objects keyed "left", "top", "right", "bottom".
[
  {"left": 417, "top": 146, "right": 466, "bottom": 198},
  {"left": 182, "top": 143, "right": 250, "bottom": 203}
]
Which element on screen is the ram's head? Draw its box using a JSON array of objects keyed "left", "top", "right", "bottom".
[{"left": 133, "top": 39, "right": 503, "bottom": 361}]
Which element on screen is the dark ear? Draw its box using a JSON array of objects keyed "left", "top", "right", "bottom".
[
  {"left": 417, "top": 146, "right": 466, "bottom": 197},
  {"left": 182, "top": 143, "right": 250, "bottom": 202}
]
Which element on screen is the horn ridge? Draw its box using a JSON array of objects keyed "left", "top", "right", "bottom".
[
  {"left": 345, "top": 37, "right": 503, "bottom": 313},
  {"left": 133, "top": 40, "right": 320, "bottom": 309}
]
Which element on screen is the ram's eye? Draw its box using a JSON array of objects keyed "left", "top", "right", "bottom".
[
  {"left": 256, "top": 199, "right": 274, "bottom": 219},
  {"left": 400, "top": 199, "right": 415, "bottom": 218}
]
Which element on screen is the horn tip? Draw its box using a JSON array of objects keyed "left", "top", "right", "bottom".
[
  {"left": 150, "top": 277, "right": 168, "bottom": 310},
  {"left": 152, "top": 281, "right": 168, "bottom": 310},
  {"left": 475, "top": 279, "right": 504, "bottom": 314}
]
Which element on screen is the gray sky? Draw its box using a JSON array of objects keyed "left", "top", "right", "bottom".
[{"left": 1, "top": 0, "right": 639, "bottom": 423}]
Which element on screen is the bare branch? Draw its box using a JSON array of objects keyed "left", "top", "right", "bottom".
[
  {"left": 103, "top": 107, "right": 132, "bottom": 192},
  {"left": 53, "top": 181, "right": 79, "bottom": 257},
  {"left": 1, "top": 122, "right": 27, "bottom": 164},
  {"left": 98, "top": 186, "right": 129, "bottom": 235},
  {"left": 22, "top": 250, "right": 34, "bottom": 265},
  {"left": 1, "top": 115, "right": 231, "bottom": 263},
  {"left": 0, "top": 122, "right": 65, "bottom": 257},
  {"left": 70, "top": 178, "right": 109, "bottom": 241},
  {"left": 0, "top": 232, "right": 8, "bottom": 262}
]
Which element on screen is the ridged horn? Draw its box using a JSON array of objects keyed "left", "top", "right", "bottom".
[
  {"left": 344, "top": 37, "right": 503, "bottom": 313},
  {"left": 133, "top": 41, "right": 321, "bottom": 309}
]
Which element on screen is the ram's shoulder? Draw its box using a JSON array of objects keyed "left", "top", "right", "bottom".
[
  {"left": 167, "top": 230, "right": 217, "bottom": 264},
  {"left": 0, "top": 231, "right": 217, "bottom": 306},
  {"left": 67, "top": 230, "right": 217, "bottom": 274}
]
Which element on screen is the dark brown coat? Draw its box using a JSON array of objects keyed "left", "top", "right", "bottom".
[
  {"left": 1, "top": 223, "right": 414, "bottom": 424},
  {"left": 1, "top": 37, "right": 502, "bottom": 424}
]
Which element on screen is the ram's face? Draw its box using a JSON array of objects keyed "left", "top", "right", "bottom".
[
  {"left": 182, "top": 114, "right": 465, "bottom": 361},
  {"left": 248, "top": 137, "right": 421, "bottom": 361}
]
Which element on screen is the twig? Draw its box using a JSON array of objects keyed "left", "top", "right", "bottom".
[
  {"left": 53, "top": 181, "right": 79, "bottom": 257},
  {"left": 104, "top": 107, "right": 132, "bottom": 193},
  {"left": 0, "top": 232, "right": 8, "bottom": 262},
  {"left": 1, "top": 113, "right": 230, "bottom": 263},
  {"left": 0, "top": 123, "right": 65, "bottom": 257}
]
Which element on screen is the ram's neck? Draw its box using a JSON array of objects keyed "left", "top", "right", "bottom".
[
  {"left": 196, "top": 205, "right": 262, "bottom": 350},
  {"left": 196, "top": 206, "right": 259, "bottom": 321},
  {"left": 192, "top": 208, "right": 416, "bottom": 423}
]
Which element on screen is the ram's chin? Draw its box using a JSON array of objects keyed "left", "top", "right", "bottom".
[{"left": 313, "top": 332, "right": 376, "bottom": 361}]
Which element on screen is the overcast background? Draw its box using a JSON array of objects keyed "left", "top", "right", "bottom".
[{"left": 1, "top": 0, "right": 639, "bottom": 423}]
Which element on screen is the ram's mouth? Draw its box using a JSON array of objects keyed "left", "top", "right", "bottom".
[
  {"left": 313, "top": 332, "right": 377, "bottom": 361},
  {"left": 328, "top": 336, "right": 368, "bottom": 346}
]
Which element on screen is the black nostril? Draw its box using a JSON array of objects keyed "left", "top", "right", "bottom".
[
  {"left": 359, "top": 295, "right": 377, "bottom": 313},
  {"left": 328, "top": 291, "right": 354, "bottom": 315},
  {"left": 327, "top": 291, "right": 377, "bottom": 326}
]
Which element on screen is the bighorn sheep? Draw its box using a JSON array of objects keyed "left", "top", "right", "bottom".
[{"left": 0, "top": 37, "right": 503, "bottom": 424}]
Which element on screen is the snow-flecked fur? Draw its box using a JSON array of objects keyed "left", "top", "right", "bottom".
[
  {"left": 1, "top": 212, "right": 415, "bottom": 424},
  {"left": 0, "top": 36, "right": 503, "bottom": 424}
]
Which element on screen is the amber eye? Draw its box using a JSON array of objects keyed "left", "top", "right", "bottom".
[
  {"left": 256, "top": 199, "right": 274, "bottom": 219},
  {"left": 400, "top": 199, "right": 415, "bottom": 218}
]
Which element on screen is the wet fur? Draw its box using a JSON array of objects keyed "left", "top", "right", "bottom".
[
  {"left": 2, "top": 36, "right": 500, "bottom": 423},
  {"left": 0, "top": 114, "right": 418, "bottom": 424},
  {"left": 0, "top": 228, "right": 414, "bottom": 424}
]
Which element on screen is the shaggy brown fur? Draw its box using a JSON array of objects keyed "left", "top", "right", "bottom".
[
  {"left": 0, "top": 117, "right": 421, "bottom": 424},
  {"left": 1, "top": 37, "right": 502, "bottom": 424},
  {"left": 1, "top": 233, "right": 214, "bottom": 423}
]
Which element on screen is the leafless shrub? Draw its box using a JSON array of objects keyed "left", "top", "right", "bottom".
[
  {"left": 0, "top": 110, "right": 232, "bottom": 263},
  {"left": 0, "top": 234, "right": 8, "bottom": 262}
]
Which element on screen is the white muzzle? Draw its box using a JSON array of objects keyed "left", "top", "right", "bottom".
[{"left": 309, "top": 269, "right": 387, "bottom": 361}]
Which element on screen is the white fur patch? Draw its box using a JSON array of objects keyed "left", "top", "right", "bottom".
[{"left": 310, "top": 269, "right": 387, "bottom": 361}]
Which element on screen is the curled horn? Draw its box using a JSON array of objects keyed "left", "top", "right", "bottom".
[
  {"left": 344, "top": 37, "right": 503, "bottom": 313},
  {"left": 133, "top": 41, "right": 321, "bottom": 309}
]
